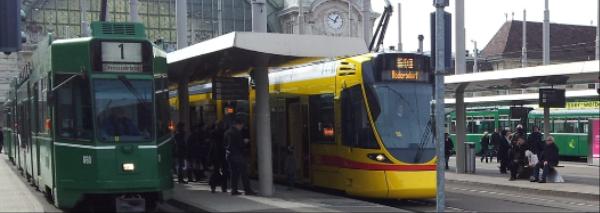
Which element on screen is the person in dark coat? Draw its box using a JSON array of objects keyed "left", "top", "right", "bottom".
[
  {"left": 512, "top": 124, "right": 528, "bottom": 150},
  {"left": 225, "top": 117, "right": 256, "bottom": 196},
  {"left": 498, "top": 129, "right": 512, "bottom": 174},
  {"left": 531, "top": 136, "right": 560, "bottom": 183},
  {"left": 0, "top": 128, "right": 4, "bottom": 154},
  {"left": 209, "top": 121, "right": 229, "bottom": 193},
  {"left": 490, "top": 128, "right": 502, "bottom": 162},
  {"left": 444, "top": 133, "right": 454, "bottom": 170},
  {"left": 509, "top": 136, "right": 527, "bottom": 180},
  {"left": 480, "top": 132, "right": 491, "bottom": 163},
  {"left": 528, "top": 126, "right": 544, "bottom": 155},
  {"left": 174, "top": 122, "right": 188, "bottom": 184},
  {"left": 187, "top": 124, "right": 207, "bottom": 182}
]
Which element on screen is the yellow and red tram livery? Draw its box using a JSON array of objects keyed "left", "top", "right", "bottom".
[{"left": 171, "top": 52, "right": 436, "bottom": 199}]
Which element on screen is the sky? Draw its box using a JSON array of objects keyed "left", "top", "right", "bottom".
[{"left": 371, "top": 0, "right": 599, "bottom": 54}]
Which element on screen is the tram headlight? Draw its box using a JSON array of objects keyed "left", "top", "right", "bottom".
[
  {"left": 122, "top": 163, "right": 135, "bottom": 172},
  {"left": 367, "top": 153, "right": 393, "bottom": 163},
  {"left": 375, "top": 154, "right": 386, "bottom": 162}
]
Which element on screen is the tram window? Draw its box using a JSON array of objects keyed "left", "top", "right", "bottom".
[
  {"left": 55, "top": 75, "right": 93, "bottom": 140},
  {"left": 94, "top": 78, "right": 154, "bottom": 142},
  {"left": 564, "top": 119, "right": 578, "bottom": 133},
  {"left": 39, "top": 78, "right": 48, "bottom": 133},
  {"left": 579, "top": 120, "right": 588, "bottom": 133},
  {"left": 341, "top": 85, "right": 378, "bottom": 149},
  {"left": 32, "top": 83, "right": 40, "bottom": 133},
  {"left": 553, "top": 119, "right": 565, "bottom": 133},
  {"left": 309, "top": 94, "right": 335, "bottom": 144},
  {"left": 155, "top": 78, "right": 170, "bottom": 139}
]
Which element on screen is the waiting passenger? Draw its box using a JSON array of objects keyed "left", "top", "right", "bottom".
[
  {"left": 509, "top": 136, "right": 527, "bottom": 181},
  {"left": 498, "top": 129, "right": 512, "bottom": 174},
  {"left": 528, "top": 126, "right": 544, "bottom": 154},
  {"left": 512, "top": 124, "right": 526, "bottom": 148},
  {"left": 530, "top": 136, "right": 560, "bottom": 183},
  {"left": 444, "top": 133, "right": 454, "bottom": 170},
  {"left": 209, "top": 121, "right": 229, "bottom": 193},
  {"left": 490, "top": 128, "right": 502, "bottom": 162},
  {"left": 187, "top": 124, "right": 207, "bottom": 182},
  {"left": 225, "top": 117, "right": 256, "bottom": 196},
  {"left": 0, "top": 127, "right": 4, "bottom": 154},
  {"left": 285, "top": 145, "right": 297, "bottom": 190},
  {"left": 480, "top": 132, "right": 491, "bottom": 163},
  {"left": 174, "top": 122, "right": 188, "bottom": 184}
]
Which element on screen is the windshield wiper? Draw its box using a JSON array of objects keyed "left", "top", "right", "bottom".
[
  {"left": 118, "top": 76, "right": 147, "bottom": 105},
  {"left": 413, "top": 118, "right": 433, "bottom": 163}
]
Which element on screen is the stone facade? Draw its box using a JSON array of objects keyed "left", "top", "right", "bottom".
[{"left": 278, "top": 0, "right": 377, "bottom": 45}]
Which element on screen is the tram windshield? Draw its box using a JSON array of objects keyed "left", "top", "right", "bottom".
[
  {"left": 93, "top": 78, "right": 154, "bottom": 142},
  {"left": 370, "top": 83, "right": 435, "bottom": 163}
]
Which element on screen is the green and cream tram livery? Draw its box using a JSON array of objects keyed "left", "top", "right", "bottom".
[
  {"left": 449, "top": 103, "right": 600, "bottom": 157},
  {"left": 2, "top": 22, "right": 173, "bottom": 210}
]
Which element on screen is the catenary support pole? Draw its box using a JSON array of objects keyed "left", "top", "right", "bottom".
[
  {"left": 472, "top": 40, "right": 478, "bottom": 72},
  {"left": 543, "top": 0, "right": 551, "bottom": 137},
  {"left": 176, "top": 0, "right": 189, "bottom": 135},
  {"left": 129, "top": 0, "right": 139, "bottom": 22},
  {"left": 298, "top": 0, "right": 304, "bottom": 34},
  {"left": 522, "top": 9, "right": 527, "bottom": 67},
  {"left": 176, "top": 0, "right": 188, "bottom": 49},
  {"left": 454, "top": 0, "right": 466, "bottom": 174},
  {"left": 80, "top": 0, "right": 89, "bottom": 36},
  {"left": 251, "top": 0, "right": 273, "bottom": 197},
  {"left": 397, "top": 2, "right": 402, "bottom": 51},
  {"left": 434, "top": 1, "right": 447, "bottom": 212}
]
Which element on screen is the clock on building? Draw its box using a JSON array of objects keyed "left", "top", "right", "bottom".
[{"left": 324, "top": 10, "right": 344, "bottom": 33}]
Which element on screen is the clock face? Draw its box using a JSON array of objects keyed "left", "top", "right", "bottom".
[{"left": 324, "top": 11, "right": 344, "bottom": 32}]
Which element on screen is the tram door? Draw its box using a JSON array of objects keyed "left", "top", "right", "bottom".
[{"left": 286, "top": 101, "right": 309, "bottom": 182}]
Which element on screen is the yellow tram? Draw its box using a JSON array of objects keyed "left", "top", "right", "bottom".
[{"left": 171, "top": 52, "right": 436, "bottom": 199}]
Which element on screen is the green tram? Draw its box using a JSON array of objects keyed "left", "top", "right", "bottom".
[
  {"left": 1, "top": 22, "right": 172, "bottom": 210},
  {"left": 448, "top": 106, "right": 600, "bottom": 157}
]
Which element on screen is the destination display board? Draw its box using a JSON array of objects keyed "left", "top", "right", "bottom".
[
  {"left": 100, "top": 42, "right": 144, "bottom": 73},
  {"left": 212, "top": 77, "right": 249, "bottom": 100},
  {"left": 539, "top": 88, "right": 565, "bottom": 108},
  {"left": 376, "top": 54, "right": 432, "bottom": 82}
]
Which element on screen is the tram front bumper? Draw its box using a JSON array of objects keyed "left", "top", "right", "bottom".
[{"left": 385, "top": 170, "right": 436, "bottom": 199}]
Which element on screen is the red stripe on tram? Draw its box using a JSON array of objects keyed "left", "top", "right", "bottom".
[{"left": 317, "top": 155, "right": 436, "bottom": 171}]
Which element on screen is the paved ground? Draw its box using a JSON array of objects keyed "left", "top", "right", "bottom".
[
  {"left": 3, "top": 150, "right": 598, "bottom": 213},
  {"left": 0, "top": 154, "right": 58, "bottom": 212},
  {"left": 168, "top": 180, "right": 406, "bottom": 212}
]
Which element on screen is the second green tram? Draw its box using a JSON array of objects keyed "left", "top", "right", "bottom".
[
  {"left": 1, "top": 22, "right": 172, "bottom": 210},
  {"left": 448, "top": 106, "right": 600, "bottom": 157}
]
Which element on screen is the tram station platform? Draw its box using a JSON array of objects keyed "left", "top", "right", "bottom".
[
  {"left": 0, "top": 155, "right": 45, "bottom": 212},
  {"left": 446, "top": 157, "right": 600, "bottom": 200},
  {"left": 167, "top": 180, "right": 406, "bottom": 212}
]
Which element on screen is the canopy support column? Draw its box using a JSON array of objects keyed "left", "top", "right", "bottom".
[
  {"left": 177, "top": 79, "right": 190, "bottom": 136},
  {"left": 455, "top": 83, "right": 468, "bottom": 173},
  {"left": 251, "top": 0, "right": 273, "bottom": 197}
]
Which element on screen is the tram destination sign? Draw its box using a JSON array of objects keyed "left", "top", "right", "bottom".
[
  {"left": 377, "top": 54, "right": 432, "bottom": 82},
  {"left": 100, "top": 42, "right": 143, "bottom": 72},
  {"left": 212, "top": 77, "right": 249, "bottom": 100}
]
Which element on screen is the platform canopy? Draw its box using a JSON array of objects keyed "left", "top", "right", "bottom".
[
  {"left": 167, "top": 32, "right": 368, "bottom": 81},
  {"left": 444, "top": 60, "right": 600, "bottom": 93}
]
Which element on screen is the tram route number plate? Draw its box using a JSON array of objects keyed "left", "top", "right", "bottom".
[{"left": 212, "top": 77, "right": 249, "bottom": 100}]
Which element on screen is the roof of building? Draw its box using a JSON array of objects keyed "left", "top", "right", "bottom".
[{"left": 480, "top": 21, "right": 597, "bottom": 61}]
